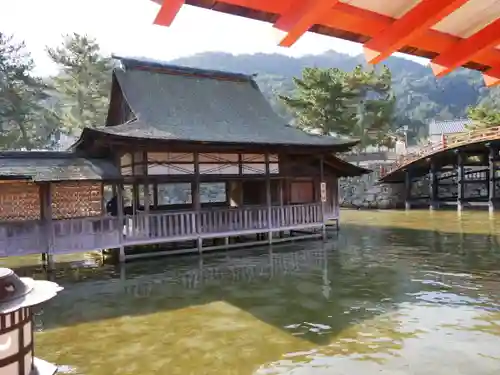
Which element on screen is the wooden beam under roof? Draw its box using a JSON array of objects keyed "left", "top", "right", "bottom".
[
  {"left": 363, "top": 0, "right": 470, "bottom": 65},
  {"left": 273, "top": 0, "right": 340, "bottom": 47},
  {"left": 430, "top": 18, "right": 500, "bottom": 77},
  {"left": 482, "top": 66, "right": 500, "bottom": 87},
  {"left": 154, "top": 0, "right": 185, "bottom": 26},
  {"left": 149, "top": 0, "right": 500, "bottom": 77}
]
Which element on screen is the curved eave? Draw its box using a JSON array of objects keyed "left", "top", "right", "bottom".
[
  {"left": 74, "top": 127, "right": 360, "bottom": 153},
  {"left": 325, "top": 155, "right": 371, "bottom": 177}
]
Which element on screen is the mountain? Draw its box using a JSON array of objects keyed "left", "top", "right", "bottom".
[{"left": 170, "top": 51, "right": 499, "bottom": 142}]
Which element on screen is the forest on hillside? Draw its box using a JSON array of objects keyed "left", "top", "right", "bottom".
[
  {"left": 1, "top": 32, "right": 500, "bottom": 151},
  {"left": 171, "top": 51, "right": 500, "bottom": 142}
]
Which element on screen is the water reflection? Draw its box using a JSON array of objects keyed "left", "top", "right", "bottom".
[{"left": 14, "top": 210, "right": 500, "bottom": 374}]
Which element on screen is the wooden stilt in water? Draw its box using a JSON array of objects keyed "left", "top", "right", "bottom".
[
  {"left": 488, "top": 143, "right": 498, "bottom": 215},
  {"left": 456, "top": 150, "right": 464, "bottom": 213},
  {"left": 404, "top": 169, "right": 412, "bottom": 210},
  {"left": 429, "top": 158, "right": 439, "bottom": 210}
]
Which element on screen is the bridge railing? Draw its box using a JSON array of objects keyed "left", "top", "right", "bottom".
[{"left": 380, "top": 126, "right": 500, "bottom": 177}]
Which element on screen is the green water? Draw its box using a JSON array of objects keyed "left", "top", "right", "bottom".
[{"left": 6, "top": 210, "right": 500, "bottom": 374}]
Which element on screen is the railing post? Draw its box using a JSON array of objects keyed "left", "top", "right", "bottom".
[
  {"left": 116, "top": 182, "right": 125, "bottom": 263},
  {"left": 39, "top": 182, "right": 55, "bottom": 270},
  {"left": 193, "top": 152, "right": 202, "bottom": 252},
  {"left": 319, "top": 155, "right": 326, "bottom": 240}
]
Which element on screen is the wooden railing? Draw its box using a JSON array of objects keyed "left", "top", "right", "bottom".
[
  {"left": 381, "top": 126, "right": 500, "bottom": 177},
  {"left": 0, "top": 203, "right": 324, "bottom": 257},
  {"left": 0, "top": 221, "right": 43, "bottom": 257},
  {"left": 124, "top": 203, "right": 322, "bottom": 244},
  {"left": 52, "top": 216, "right": 120, "bottom": 254}
]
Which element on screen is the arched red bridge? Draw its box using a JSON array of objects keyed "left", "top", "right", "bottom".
[
  {"left": 378, "top": 126, "right": 500, "bottom": 212},
  {"left": 380, "top": 126, "right": 500, "bottom": 183}
]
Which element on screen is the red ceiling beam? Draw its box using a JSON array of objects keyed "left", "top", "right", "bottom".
[
  {"left": 430, "top": 18, "right": 500, "bottom": 77},
  {"left": 273, "top": 0, "right": 340, "bottom": 47},
  {"left": 320, "top": 3, "right": 500, "bottom": 67},
  {"left": 363, "top": 0, "right": 470, "bottom": 65},
  {"left": 483, "top": 67, "right": 500, "bottom": 87},
  {"left": 150, "top": 0, "right": 500, "bottom": 76},
  {"left": 154, "top": 0, "right": 185, "bottom": 26}
]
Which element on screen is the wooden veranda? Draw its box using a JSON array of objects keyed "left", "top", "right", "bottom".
[{"left": 0, "top": 57, "right": 368, "bottom": 263}]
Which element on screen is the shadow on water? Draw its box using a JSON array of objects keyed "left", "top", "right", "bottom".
[
  {"left": 32, "top": 241, "right": 402, "bottom": 347},
  {"left": 10, "top": 210, "right": 500, "bottom": 374}
]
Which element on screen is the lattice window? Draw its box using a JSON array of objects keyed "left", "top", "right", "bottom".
[
  {"left": 52, "top": 182, "right": 103, "bottom": 219},
  {"left": 0, "top": 182, "right": 40, "bottom": 221}
]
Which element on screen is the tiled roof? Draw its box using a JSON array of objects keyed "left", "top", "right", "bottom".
[
  {"left": 92, "top": 57, "right": 359, "bottom": 150},
  {"left": 0, "top": 152, "right": 121, "bottom": 182},
  {"left": 428, "top": 119, "right": 471, "bottom": 135}
]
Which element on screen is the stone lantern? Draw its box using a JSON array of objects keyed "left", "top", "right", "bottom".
[{"left": 0, "top": 268, "right": 63, "bottom": 375}]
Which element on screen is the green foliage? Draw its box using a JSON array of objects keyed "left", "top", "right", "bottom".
[
  {"left": 466, "top": 105, "right": 500, "bottom": 129},
  {"left": 279, "top": 67, "right": 357, "bottom": 135},
  {"left": 279, "top": 64, "right": 395, "bottom": 149},
  {"left": 0, "top": 33, "right": 59, "bottom": 150},
  {"left": 46, "top": 33, "right": 112, "bottom": 137}
]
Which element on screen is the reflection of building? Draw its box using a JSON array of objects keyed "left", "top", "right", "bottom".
[
  {"left": 429, "top": 119, "right": 470, "bottom": 145},
  {"left": 123, "top": 247, "right": 329, "bottom": 297},
  {"left": 0, "top": 57, "right": 367, "bottom": 262},
  {"left": 42, "top": 246, "right": 329, "bottom": 300}
]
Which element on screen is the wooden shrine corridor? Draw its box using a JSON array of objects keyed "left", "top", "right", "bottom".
[{"left": 0, "top": 203, "right": 335, "bottom": 260}]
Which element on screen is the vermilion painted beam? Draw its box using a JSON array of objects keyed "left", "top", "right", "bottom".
[
  {"left": 150, "top": 0, "right": 500, "bottom": 73},
  {"left": 430, "top": 18, "right": 500, "bottom": 77},
  {"left": 321, "top": 3, "right": 500, "bottom": 68},
  {"left": 273, "top": 0, "right": 340, "bottom": 47},
  {"left": 154, "top": 0, "right": 185, "bottom": 26},
  {"left": 363, "top": 0, "right": 470, "bottom": 65},
  {"left": 483, "top": 67, "right": 500, "bottom": 87}
]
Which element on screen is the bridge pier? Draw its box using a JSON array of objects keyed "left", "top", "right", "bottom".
[
  {"left": 488, "top": 142, "right": 499, "bottom": 214},
  {"left": 456, "top": 150, "right": 465, "bottom": 213},
  {"left": 429, "top": 159, "right": 439, "bottom": 210},
  {"left": 404, "top": 168, "right": 412, "bottom": 210}
]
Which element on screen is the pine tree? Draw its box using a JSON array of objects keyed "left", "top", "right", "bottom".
[
  {"left": 0, "top": 33, "right": 59, "bottom": 150},
  {"left": 280, "top": 65, "right": 396, "bottom": 150},
  {"left": 47, "top": 33, "right": 113, "bottom": 137},
  {"left": 279, "top": 67, "right": 358, "bottom": 136}
]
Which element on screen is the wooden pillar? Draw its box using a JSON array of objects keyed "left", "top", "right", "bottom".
[
  {"left": 142, "top": 151, "right": 150, "bottom": 236},
  {"left": 278, "top": 178, "right": 284, "bottom": 238},
  {"left": 116, "top": 182, "right": 125, "bottom": 263},
  {"left": 429, "top": 159, "right": 439, "bottom": 210},
  {"left": 319, "top": 155, "right": 326, "bottom": 239},
  {"left": 265, "top": 152, "right": 272, "bottom": 245},
  {"left": 456, "top": 150, "right": 465, "bottom": 212},
  {"left": 153, "top": 182, "right": 158, "bottom": 208},
  {"left": 39, "top": 183, "right": 54, "bottom": 270},
  {"left": 193, "top": 152, "right": 202, "bottom": 252},
  {"left": 488, "top": 144, "right": 497, "bottom": 214},
  {"left": 404, "top": 169, "right": 412, "bottom": 210},
  {"left": 131, "top": 152, "right": 139, "bottom": 215}
]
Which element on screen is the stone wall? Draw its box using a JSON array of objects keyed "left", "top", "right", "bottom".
[
  {"left": 340, "top": 164, "right": 406, "bottom": 209},
  {"left": 340, "top": 164, "right": 500, "bottom": 209}
]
